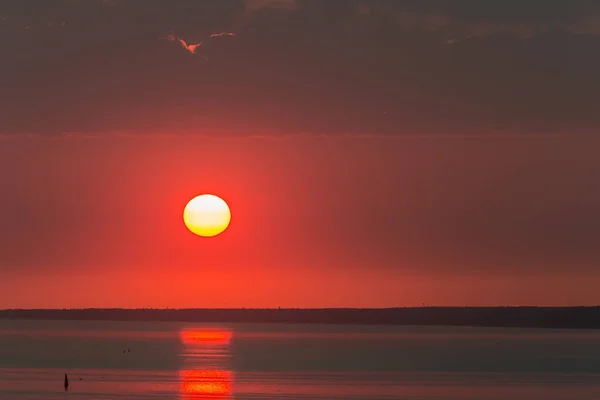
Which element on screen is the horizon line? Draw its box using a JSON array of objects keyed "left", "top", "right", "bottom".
[{"left": 2, "top": 306, "right": 600, "bottom": 311}]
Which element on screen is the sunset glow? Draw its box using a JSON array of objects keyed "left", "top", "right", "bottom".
[
  {"left": 183, "top": 194, "right": 231, "bottom": 237},
  {"left": 1, "top": 1, "right": 599, "bottom": 310},
  {"left": 3, "top": 1, "right": 600, "bottom": 398}
]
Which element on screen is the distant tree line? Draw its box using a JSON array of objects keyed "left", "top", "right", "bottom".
[{"left": 1, "top": 307, "right": 600, "bottom": 329}]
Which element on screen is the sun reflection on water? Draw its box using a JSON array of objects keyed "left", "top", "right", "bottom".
[
  {"left": 180, "top": 329, "right": 232, "bottom": 345},
  {"left": 179, "top": 369, "right": 233, "bottom": 398},
  {"left": 179, "top": 328, "right": 233, "bottom": 399}
]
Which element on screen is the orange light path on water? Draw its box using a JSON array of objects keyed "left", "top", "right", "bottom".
[
  {"left": 179, "top": 329, "right": 232, "bottom": 345},
  {"left": 179, "top": 370, "right": 233, "bottom": 398}
]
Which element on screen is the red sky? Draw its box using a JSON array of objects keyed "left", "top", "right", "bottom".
[
  {"left": 1, "top": 133, "right": 599, "bottom": 308},
  {"left": 1, "top": 1, "right": 599, "bottom": 307}
]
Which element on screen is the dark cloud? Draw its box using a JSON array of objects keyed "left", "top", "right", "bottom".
[
  {"left": 0, "top": 0, "right": 599, "bottom": 135},
  {"left": 244, "top": 0, "right": 298, "bottom": 13}
]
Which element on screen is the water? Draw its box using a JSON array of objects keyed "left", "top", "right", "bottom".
[{"left": 1, "top": 320, "right": 600, "bottom": 399}]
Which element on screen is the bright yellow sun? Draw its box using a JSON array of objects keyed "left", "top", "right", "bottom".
[{"left": 183, "top": 194, "right": 231, "bottom": 237}]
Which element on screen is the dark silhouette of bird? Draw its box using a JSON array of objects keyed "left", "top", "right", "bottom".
[{"left": 64, "top": 373, "right": 69, "bottom": 391}]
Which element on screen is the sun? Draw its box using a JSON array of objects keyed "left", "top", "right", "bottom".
[{"left": 183, "top": 194, "right": 231, "bottom": 237}]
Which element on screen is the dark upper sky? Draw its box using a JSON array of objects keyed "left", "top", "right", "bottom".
[
  {"left": 1, "top": 0, "right": 599, "bottom": 135},
  {"left": 1, "top": 1, "right": 599, "bottom": 308}
]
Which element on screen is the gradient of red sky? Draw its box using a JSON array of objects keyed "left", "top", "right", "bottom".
[
  {"left": 1, "top": 133, "right": 599, "bottom": 308},
  {"left": 1, "top": 1, "right": 600, "bottom": 308}
]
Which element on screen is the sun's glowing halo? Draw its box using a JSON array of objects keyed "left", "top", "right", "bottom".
[{"left": 183, "top": 194, "right": 231, "bottom": 237}]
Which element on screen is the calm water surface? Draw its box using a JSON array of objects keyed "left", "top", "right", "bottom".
[{"left": 1, "top": 320, "right": 600, "bottom": 399}]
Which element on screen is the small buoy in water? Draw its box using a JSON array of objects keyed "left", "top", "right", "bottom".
[{"left": 64, "top": 373, "right": 69, "bottom": 391}]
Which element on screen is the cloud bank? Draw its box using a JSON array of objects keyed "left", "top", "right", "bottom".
[{"left": 0, "top": 0, "right": 598, "bottom": 136}]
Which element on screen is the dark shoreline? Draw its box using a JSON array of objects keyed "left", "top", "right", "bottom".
[{"left": 1, "top": 307, "right": 600, "bottom": 330}]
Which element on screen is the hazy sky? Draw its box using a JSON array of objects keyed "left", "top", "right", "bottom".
[{"left": 1, "top": 1, "right": 599, "bottom": 308}]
